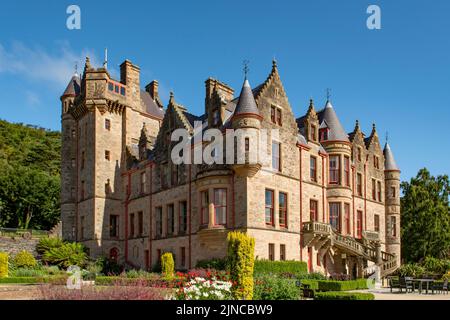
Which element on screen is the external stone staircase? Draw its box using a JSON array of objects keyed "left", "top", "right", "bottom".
[{"left": 302, "top": 221, "right": 398, "bottom": 278}]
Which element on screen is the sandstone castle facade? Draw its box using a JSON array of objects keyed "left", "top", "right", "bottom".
[{"left": 60, "top": 58, "right": 401, "bottom": 278}]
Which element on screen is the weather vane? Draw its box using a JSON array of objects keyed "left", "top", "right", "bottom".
[
  {"left": 243, "top": 60, "right": 250, "bottom": 79},
  {"left": 326, "top": 88, "right": 331, "bottom": 101}
]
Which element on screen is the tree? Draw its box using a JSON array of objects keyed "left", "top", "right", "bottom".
[{"left": 401, "top": 168, "right": 450, "bottom": 262}]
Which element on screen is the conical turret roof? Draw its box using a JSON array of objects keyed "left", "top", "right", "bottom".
[
  {"left": 62, "top": 75, "right": 81, "bottom": 97},
  {"left": 234, "top": 79, "right": 260, "bottom": 116},
  {"left": 319, "top": 101, "right": 349, "bottom": 142},
  {"left": 383, "top": 142, "right": 400, "bottom": 171}
]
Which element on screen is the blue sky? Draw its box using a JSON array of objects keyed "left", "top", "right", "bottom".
[{"left": 0, "top": 0, "right": 449, "bottom": 182}]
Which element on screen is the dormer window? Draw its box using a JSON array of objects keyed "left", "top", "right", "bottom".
[
  {"left": 319, "top": 128, "right": 328, "bottom": 141},
  {"left": 276, "top": 108, "right": 282, "bottom": 126},
  {"left": 310, "top": 125, "right": 317, "bottom": 141},
  {"left": 270, "top": 106, "right": 276, "bottom": 124}
]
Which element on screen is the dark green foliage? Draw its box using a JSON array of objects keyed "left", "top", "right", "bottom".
[
  {"left": 401, "top": 168, "right": 450, "bottom": 262},
  {"left": 195, "top": 258, "right": 227, "bottom": 270},
  {"left": 36, "top": 237, "right": 64, "bottom": 255},
  {"left": 253, "top": 275, "right": 300, "bottom": 300},
  {"left": 0, "top": 277, "right": 38, "bottom": 284},
  {"left": 0, "top": 120, "right": 61, "bottom": 230},
  {"left": 421, "top": 257, "right": 450, "bottom": 275},
  {"left": 317, "top": 279, "right": 372, "bottom": 291},
  {"left": 253, "top": 260, "right": 308, "bottom": 275},
  {"left": 314, "top": 291, "right": 375, "bottom": 300},
  {"left": 94, "top": 257, "right": 124, "bottom": 276},
  {"left": 42, "top": 242, "right": 87, "bottom": 269}
]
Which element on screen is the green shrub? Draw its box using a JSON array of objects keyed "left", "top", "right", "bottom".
[
  {"left": 253, "top": 275, "right": 300, "bottom": 300},
  {"left": 317, "top": 279, "right": 372, "bottom": 292},
  {"left": 10, "top": 267, "right": 45, "bottom": 277},
  {"left": 42, "top": 242, "right": 87, "bottom": 269},
  {"left": 161, "top": 252, "right": 174, "bottom": 278},
  {"left": 227, "top": 231, "right": 255, "bottom": 300},
  {"left": 254, "top": 260, "right": 308, "bottom": 275},
  {"left": 0, "top": 277, "right": 38, "bottom": 284},
  {"left": 0, "top": 253, "right": 8, "bottom": 278},
  {"left": 12, "top": 250, "right": 37, "bottom": 268},
  {"left": 299, "top": 279, "right": 319, "bottom": 290},
  {"left": 421, "top": 257, "right": 450, "bottom": 275},
  {"left": 397, "top": 263, "right": 426, "bottom": 278},
  {"left": 315, "top": 291, "right": 375, "bottom": 300},
  {"left": 196, "top": 258, "right": 227, "bottom": 270},
  {"left": 94, "top": 257, "right": 123, "bottom": 275},
  {"left": 36, "top": 237, "right": 64, "bottom": 255}
]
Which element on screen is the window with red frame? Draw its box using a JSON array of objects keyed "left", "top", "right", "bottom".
[
  {"left": 374, "top": 214, "right": 380, "bottom": 232},
  {"left": 372, "top": 179, "right": 376, "bottom": 200},
  {"left": 329, "top": 156, "right": 340, "bottom": 184},
  {"left": 356, "top": 210, "right": 363, "bottom": 238},
  {"left": 344, "top": 203, "right": 350, "bottom": 235},
  {"left": 276, "top": 108, "right": 282, "bottom": 126},
  {"left": 109, "top": 215, "right": 119, "bottom": 238},
  {"left": 344, "top": 156, "right": 350, "bottom": 187},
  {"left": 138, "top": 211, "right": 143, "bottom": 236},
  {"left": 357, "top": 173, "right": 363, "bottom": 196},
  {"left": 329, "top": 202, "right": 341, "bottom": 233},
  {"left": 310, "top": 199, "right": 318, "bottom": 222},
  {"left": 81, "top": 180, "right": 85, "bottom": 200},
  {"left": 319, "top": 128, "right": 328, "bottom": 141},
  {"left": 310, "top": 156, "right": 317, "bottom": 182},
  {"left": 140, "top": 172, "right": 147, "bottom": 194},
  {"left": 270, "top": 106, "right": 276, "bottom": 123},
  {"left": 279, "top": 192, "right": 288, "bottom": 228},
  {"left": 265, "top": 189, "right": 274, "bottom": 225},
  {"left": 214, "top": 188, "right": 227, "bottom": 226},
  {"left": 200, "top": 191, "right": 209, "bottom": 225}
]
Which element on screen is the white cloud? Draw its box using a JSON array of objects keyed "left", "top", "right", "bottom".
[{"left": 0, "top": 41, "right": 106, "bottom": 90}]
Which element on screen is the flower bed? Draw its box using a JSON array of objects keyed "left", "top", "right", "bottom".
[{"left": 172, "top": 277, "right": 233, "bottom": 300}]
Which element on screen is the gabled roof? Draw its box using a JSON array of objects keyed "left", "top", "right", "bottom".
[
  {"left": 383, "top": 142, "right": 400, "bottom": 171},
  {"left": 233, "top": 79, "right": 260, "bottom": 116},
  {"left": 317, "top": 101, "right": 350, "bottom": 142},
  {"left": 62, "top": 75, "right": 81, "bottom": 97}
]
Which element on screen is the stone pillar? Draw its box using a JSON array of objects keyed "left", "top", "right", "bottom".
[{"left": 208, "top": 202, "right": 215, "bottom": 229}]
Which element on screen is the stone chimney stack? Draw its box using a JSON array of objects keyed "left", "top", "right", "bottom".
[
  {"left": 145, "top": 80, "right": 159, "bottom": 100},
  {"left": 120, "top": 60, "right": 141, "bottom": 109}
]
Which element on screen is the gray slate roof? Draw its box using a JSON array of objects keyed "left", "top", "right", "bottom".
[
  {"left": 62, "top": 75, "right": 81, "bottom": 97},
  {"left": 234, "top": 79, "right": 260, "bottom": 116},
  {"left": 383, "top": 142, "right": 400, "bottom": 171},
  {"left": 318, "top": 101, "right": 350, "bottom": 142},
  {"left": 140, "top": 90, "right": 165, "bottom": 119}
]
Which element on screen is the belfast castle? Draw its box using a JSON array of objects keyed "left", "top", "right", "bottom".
[{"left": 60, "top": 57, "right": 401, "bottom": 278}]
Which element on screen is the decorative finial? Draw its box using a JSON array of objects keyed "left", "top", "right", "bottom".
[
  {"left": 355, "top": 119, "right": 360, "bottom": 130},
  {"left": 272, "top": 57, "right": 277, "bottom": 68},
  {"left": 243, "top": 60, "right": 250, "bottom": 80},
  {"left": 326, "top": 88, "right": 331, "bottom": 101},
  {"left": 103, "top": 48, "right": 108, "bottom": 69},
  {"left": 85, "top": 56, "right": 91, "bottom": 68},
  {"left": 169, "top": 91, "right": 174, "bottom": 99},
  {"left": 309, "top": 98, "right": 314, "bottom": 108},
  {"left": 372, "top": 122, "right": 376, "bottom": 131}
]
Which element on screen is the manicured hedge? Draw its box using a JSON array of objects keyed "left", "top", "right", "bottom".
[
  {"left": 196, "top": 258, "right": 227, "bottom": 270},
  {"left": 254, "top": 260, "right": 308, "bottom": 275},
  {"left": 300, "top": 279, "right": 319, "bottom": 290},
  {"left": 95, "top": 276, "right": 178, "bottom": 287},
  {"left": 0, "top": 253, "right": 8, "bottom": 278},
  {"left": 317, "top": 279, "right": 372, "bottom": 292},
  {"left": 0, "top": 275, "right": 68, "bottom": 284},
  {"left": 315, "top": 291, "right": 375, "bottom": 300},
  {"left": 0, "top": 277, "right": 38, "bottom": 284}
]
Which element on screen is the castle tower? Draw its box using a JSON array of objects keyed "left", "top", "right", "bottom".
[
  {"left": 60, "top": 73, "right": 81, "bottom": 241},
  {"left": 384, "top": 142, "right": 401, "bottom": 266},
  {"left": 231, "top": 78, "right": 263, "bottom": 177}
]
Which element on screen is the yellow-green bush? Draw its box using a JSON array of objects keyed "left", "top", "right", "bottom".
[
  {"left": 226, "top": 231, "right": 255, "bottom": 300},
  {"left": 0, "top": 252, "right": 8, "bottom": 278},
  {"left": 12, "top": 250, "right": 37, "bottom": 268},
  {"left": 161, "top": 252, "right": 174, "bottom": 278}
]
